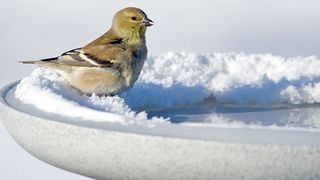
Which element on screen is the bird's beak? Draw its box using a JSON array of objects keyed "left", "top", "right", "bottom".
[{"left": 141, "top": 18, "right": 154, "bottom": 27}]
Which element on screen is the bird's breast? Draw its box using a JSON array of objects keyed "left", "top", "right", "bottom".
[{"left": 123, "top": 45, "right": 147, "bottom": 87}]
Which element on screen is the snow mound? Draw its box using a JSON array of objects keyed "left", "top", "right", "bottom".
[
  {"left": 138, "top": 52, "right": 320, "bottom": 105},
  {"left": 15, "top": 52, "right": 320, "bottom": 126}
]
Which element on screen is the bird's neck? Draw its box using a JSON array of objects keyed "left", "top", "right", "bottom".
[
  {"left": 124, "top": 28, "right": 146, "bottom": 47},
  {"left": 109, "top": 24, "right": 146, "bottom": 47}
]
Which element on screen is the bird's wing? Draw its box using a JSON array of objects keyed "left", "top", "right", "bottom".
[
  {"left": 56, "top": 48, "right": 115, "bottom": 67},
  {"left": 31, "top": 47, "right": 124, "bottom": 68},
  {"left": 22, "top": 30, "right": 127, "bottom": 68},
  {"left": 81, "top": 30, "right": 129, "bottom": 64}
]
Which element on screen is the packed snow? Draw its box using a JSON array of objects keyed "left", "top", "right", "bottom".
[{"left": 14, "top": 52, "right": 320, "bottom": 129}]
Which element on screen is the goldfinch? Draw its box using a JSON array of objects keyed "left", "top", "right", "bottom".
[{"left": 21, "top": 7, "right": 154, "bottom": 96}]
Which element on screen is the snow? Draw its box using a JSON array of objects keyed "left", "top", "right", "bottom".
[
  {"left": 14, "top": 68, "right": 167, "bottom": 126},
  {"left": 139, "top": 52, "right": 320, "bottom": 104},
  {"left": 14, "top": 52, "right": 320, "bottom": 130},
  {"left": 5, "top": 52, "right": 320, "bottom": 180}
]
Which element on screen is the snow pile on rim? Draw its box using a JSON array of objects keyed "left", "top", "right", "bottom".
[
  {"left": 14, "top": 68, "right": 167, "bottom": 125},
  {"left": 15, "top": 52, "right": 320, "bottom": 124},
  {"left": 138, "top": 52, "right": 320, "bottom": 105}
]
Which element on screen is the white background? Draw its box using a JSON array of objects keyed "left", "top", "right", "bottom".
[{"left": 0, "top": 0, "right": 319, "bottom": 179}]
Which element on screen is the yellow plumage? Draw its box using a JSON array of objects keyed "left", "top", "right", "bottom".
[{"left": 21, "top": 7, "right": 154, "bottom": 95}]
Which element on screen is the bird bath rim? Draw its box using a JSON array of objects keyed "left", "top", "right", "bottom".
[{"left": 1, "top": 81, "right": 320, "bottom": 146}]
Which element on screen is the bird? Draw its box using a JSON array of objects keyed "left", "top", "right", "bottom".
[{"left": 21, "top": 7, "right": 154, "bottom": 96}]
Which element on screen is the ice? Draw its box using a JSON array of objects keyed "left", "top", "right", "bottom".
[{"left": 14, "top": 52, "right": 320, "bottom": 129}]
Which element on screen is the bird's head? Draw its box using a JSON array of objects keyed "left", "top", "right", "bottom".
[{"left": 112, "top": 7, "right": 154, "bottom": 44}]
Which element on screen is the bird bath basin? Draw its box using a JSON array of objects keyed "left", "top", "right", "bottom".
[{"left": 1, "top": 81, "right": 320, "bottom": 180}]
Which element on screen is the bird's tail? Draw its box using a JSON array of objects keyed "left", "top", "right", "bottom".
[
  {"left": 19, "top": 60, "right": 39, "bottom": 64},
  {"left": 19, "top": 57, "right": 57, "bottom": 64},
  {"left": 19, "top": 57, "right": 71, "bottom": 73}
]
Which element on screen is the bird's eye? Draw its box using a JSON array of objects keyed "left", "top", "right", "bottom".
[{"left": 131, "top": 16, "right": 137, "bottom": 21}]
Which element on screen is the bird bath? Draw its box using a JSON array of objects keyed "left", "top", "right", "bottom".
[{"left": 1, "top": 81, "right": 320, "bottom": 180}]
